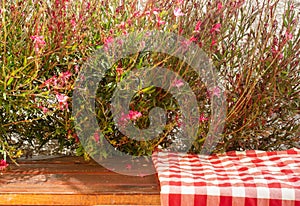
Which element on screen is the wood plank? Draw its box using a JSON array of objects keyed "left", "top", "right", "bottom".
[
  {"left": 0, "top": 194, "right": 161, "bottom": 205},
  {"left": 0, "top": 156, "right": 161, "bottom": 205},
  {"left": 1, "top": 173, "right": 158, "bottom": 186}
]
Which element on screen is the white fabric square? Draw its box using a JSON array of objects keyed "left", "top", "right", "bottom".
[
  {"left": 232, "top": 187, "right": 246, "bottom": 197},
  {"left": 206, "top": 186, "right": 220, "bottom": 196},
  {"left": 281, "top": 188, "right": 295, "bottom": 200},
  {"left": 181, "top": 186, "right": 195, "bottom": 195},
  {"left": 256, "top": 187, "right": 270, "bottom": 199},
  {"left": 160, "top": 185, "right": 170, "bottom": 194}
]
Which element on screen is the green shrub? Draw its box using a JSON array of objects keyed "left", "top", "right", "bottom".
[{"left": 0, "top": 0, "right": 299, "bottom": 161}]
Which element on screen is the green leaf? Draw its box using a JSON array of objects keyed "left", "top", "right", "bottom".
[
  {"left": 141, "top": 86, "right": 156, "bottom": 94},
  {"left": 23, "top": 57, "right": 27, "bottom": 66},
  {"left": 7, "top": 77, "right": 14, "bottom": 86},
  {"left": 72, "top": 44, "right": 78, "bottom": 51},
  {"left": 283, "top": 18, "right": 288, "bottom": 27}
]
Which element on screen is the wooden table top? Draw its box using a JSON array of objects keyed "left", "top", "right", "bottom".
[{"left": 0, "top": 156, "right": 161, "bottom": 205}]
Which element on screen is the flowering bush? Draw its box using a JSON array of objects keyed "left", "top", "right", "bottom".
[{"left": 0, "top": 0, "right": 299, "bottom": 160}]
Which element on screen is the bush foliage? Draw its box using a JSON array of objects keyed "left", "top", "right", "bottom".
[{"left": 0, "top": 0, "right": 299, "bottom": 161}]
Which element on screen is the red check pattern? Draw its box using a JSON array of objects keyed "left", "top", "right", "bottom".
[{"left": 152, "top": 148, "right": 300, "bottom": 206}]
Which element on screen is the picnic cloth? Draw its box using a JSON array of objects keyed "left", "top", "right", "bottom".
[{"left": 152, "top": 148, "right": 300, "bottom": 206}]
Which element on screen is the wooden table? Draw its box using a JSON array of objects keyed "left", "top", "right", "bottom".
[{"left": 0, "top": 156, "right": 161, "bottom": 205}]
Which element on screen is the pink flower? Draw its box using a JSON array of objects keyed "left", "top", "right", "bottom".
[
  {"left": 30, "top": 35, "right": 46, "bottom": 45},
  {"left": 172, "top": 79, "right": 184, "bottom": 88},
  {"left": 156, "top": 16, "right": 166, "bottom": 27},
  {"left": 194, "top": 21, "right": 202, "bottom": 32},
  {"left": 118, "top": 22, "right": 126, "bottom": 29},
  {"left": 180, "top": 39, "right": 191, "bottom": 51},
  {"left": 42, "top": 71, "right": 72, "bottom": 89},
  {"left": 105, "top": 36, "right": 114, "bottom": 44},
  {"left": 86, "top": 2, "right": 91, "bottom": 10},
  {"left": 133, "top": 11, "right": 141, "bottom": 18},
  {"left": 118, "top": 111, "right": 142, "bottom": 125},
  {"left": 189, "top": 36, "right": 197, "bottom": 42},
  {"left": 152, "top": 8, "right": 160, "bottom": 15},
  {"left": 285, "top": 31, "right": 293, "bottom": 41},
  {"left": 38, "top": 106, "right": 49, "bottom": 114},
  {"left": 278, "top": 53, "right": 283, "bottom": 59},
  {"left": 140, "top": 41, "right": 146, "bottom": 49},
  {"left": 61, "top": 71, "right": 72, "bottom": 79},
  {"left": 174, "top": 8, "right": 184, "bottom": 17},
  {"left": 43, "top": 76, "right": 57, "bottom": 89},
  {"left": 229, "top": 1, "right": 243, "bottom": 9},
  {"left": 198, "top": 41, "right": 203, "bottom": 48},
  {"left": 94, "top": 131, "right": 100, "bottom": 143},
  {"left": 67, "top": 130, "right": 79, "bottom": 142},
  {"left": 179, "top": 28, "right": 184, "bottom": 35},
  {"left": 71, "top": 18, "right": 76, "bottom": 28},
  {"left": 0, "top": 159, "right": 8, "bottom": 171},
  {"left": 73, "top": 133, "right": 79, "bottom": 143},
  {"left": 30, "top": 35, "right": 46, "bottom": 53},
  {"left": 59, "top": 71, "right": 72, "bottom": 83},
  {"left": 128, "top": 110, "right": 142, "bottom": 120},
  {"left": 211, "top": 86, "right": 221, "bottom": 97},
  {"left": 271, "top": 48, "right": 283, "bottom": 59},
  {"left": 211, "top": 38, "right": 217, "bottom": 47},
  {"left": 210, "top": 23, "right": 221, "bottom": 33},
  {"left": 120, "top": 112, "right": 129, "bottom": 122},
  {"left": 217, "top": 2, "right": 223, "bottom": 11},
  {"left": 207, "top": 86, "right": 221, "bottom": 97},
  {"left": 116, "top": 39, "right": 124, "bottom": 46},
  {"left": 104, "top": 36, "right": 114, "bottom": 51},
  {"left": 199, "top": 113, "right": 209, "bottom": 123},
  {"left": 175, "top": 114, "right": 182, "bottom": 127},
  {"left": 116, "top": 67, "right": 123, "bottom": 76},
  {"left": 273, "top": 36, "right": 279, "bottom": 46},
  {"left": 56, "top": 93, "right": 68, "bottom": 111},
  {"left": 74, "top": 65, "right": 80, "bottom": 73},
  {"left": 126, "top": 164, "right": 132, "bottom": 170}
]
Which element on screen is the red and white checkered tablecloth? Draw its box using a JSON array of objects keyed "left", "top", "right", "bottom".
[{"left": 152, "top": 148, "right": 300, "bottom": 206}]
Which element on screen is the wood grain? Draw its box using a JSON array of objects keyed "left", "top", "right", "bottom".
[{"left": 0, "top": 156, "right": 161, "bottom": 205}]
